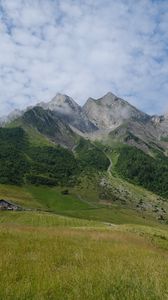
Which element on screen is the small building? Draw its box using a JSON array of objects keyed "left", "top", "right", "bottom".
[{"left": 0, "top": 199, "right": 21, "bottom": 211}]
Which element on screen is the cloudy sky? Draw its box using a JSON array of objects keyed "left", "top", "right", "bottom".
[{"left": 0, "top": 0, "right": 168, "bottom": 117}]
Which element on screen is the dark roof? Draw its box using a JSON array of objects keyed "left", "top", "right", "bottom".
[
  {"left": 0, "top": 199, "right": 12, "bottom": 205},
  {"left": 0, "top": 199, "right": 20, "bottom": 207}
]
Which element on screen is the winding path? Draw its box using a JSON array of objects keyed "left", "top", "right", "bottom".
[{"left": 107, "top": 156, "right": 113, "bottom": 175}]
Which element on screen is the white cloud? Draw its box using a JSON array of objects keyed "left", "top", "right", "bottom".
[{"left": 0, "top": 0, "right": 168, "bottom": 117}]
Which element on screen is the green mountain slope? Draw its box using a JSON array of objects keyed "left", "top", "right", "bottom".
[
  {"left": 0, "top": 127, "right": 109, "bottom": 186},
  {"left": 9, "top": 106, "right": 79, "bottom": 149},
  {"left": 115, "top": 145, "right": 168, "bottom": 197},
  {"left": 0, "top": 98, "right": 168, "bottom": 223},
  {"left": 0, "top": 125, "right": 168, "bottom": 221},
  {"left": 0, "top": 127, "right": 78, "bottom": 186}
]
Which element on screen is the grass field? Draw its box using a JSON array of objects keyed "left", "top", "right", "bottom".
[
  {"left": 0, "top": 183, "right": 163, "bottom": 226},
  {"left": 0, "top": 211, "right": 168, "bottom": 300},
  {"left": 0, "top": 182, "right": 168, "bottom": 299}
]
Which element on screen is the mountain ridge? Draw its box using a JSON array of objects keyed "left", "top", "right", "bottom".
[
  {"left": 0, "top": 92, "right": 168, "bottom": 125},
  {"left": 2, "top": 91, "right": 168, "bottom": 156}
]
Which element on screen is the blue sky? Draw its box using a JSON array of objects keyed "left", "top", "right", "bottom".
[{"left": 0, "top": 0, "right": 168, "bottom": 116}]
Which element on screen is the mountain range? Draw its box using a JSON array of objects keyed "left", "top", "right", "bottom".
[
  {"left": 0, "top": 91, "right": 168, "bottom": 222},
  {"left": 2, "top": 91, "right": 168, "bottom": 154}
]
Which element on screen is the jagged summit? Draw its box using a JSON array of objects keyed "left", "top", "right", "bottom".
[
  {"left": 1, "top": 91, "right": 168, "bottom": 154},
  {"left": 38, "top": 93, "right": 81, "bottom": 115},
  {"left": 96, "top": 92, "right": 122, "bottom": 103},
  {"left": 83, "top": 92, "right": 149, "bottom": 130},
  {"left": 86, "top": 92, "right": 117, "bottom": 103},
  {"left": 37, "top": 93, "right": 97, "bottom": 134},
  {"left": 104, "top": 91, "right": 116, "bottom": 97}
]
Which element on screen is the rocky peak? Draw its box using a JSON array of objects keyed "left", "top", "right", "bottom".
[
  {"left": 37, "top": 93, "right": 97, "bottom": 134},
  {"left": 85, "top": 92, "right": 118, "bottom": 106},
  {"left": 83, "top": 92, "right": 149, "bottom": 130},
  {"left": 97, "top": 92, "right": 124, "bottom": 104},
  {"left": 38, "top": 93, "right": 81, "bottom": 115}
]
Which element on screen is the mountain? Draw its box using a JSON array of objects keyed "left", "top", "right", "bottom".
[
  {"left": 3, "top": 92, "right": 168, "bottom": 151},
  {"left": 21, "top": 106, "right": 79, "bottom": 149},
  {"left": 83, "top": 92, "right": 150, "bottom": 130},
  {"left": 82, "top": 92, "right": 168, "bottom": 155},
  {"left": 3, "top": 90, "right": 168, "bottom": 159},
  {"left": 1, "top": 90, "right": 168, "bottom": 300},
  {"left": 38, "top": 93, "right": 98, "bottom": 134},
  {"left": 1, "top": 91, "right": 168, "bottom": 218}
]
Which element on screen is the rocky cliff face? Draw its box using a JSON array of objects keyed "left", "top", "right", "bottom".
[
  {"left": 151, "top": 114, "right": 168, "bottom": 139},
  {"left": 82, "top": 92, "right": 168, "bottom": 154},
  {"left": 22, "top": 106, "right": 78, "bottom": 149},
  {"left": 2, "top": 91, "right": 168, "bottom": 154},
  {"left": 38, "top": 93, "right": 80, "bottom": 114},
  {"left": 38, "top": 93, "right": 98, "bottom": 133},
  {"left": 83, "top": 92, "right": 150, "bottom": 130}
]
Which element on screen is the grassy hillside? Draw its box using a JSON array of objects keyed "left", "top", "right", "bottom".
[
  {"left": 1, "top": 124, "right": 168, "bottom": 203},
  {"left": 115, "top": 146, "right": 168, "bottom": 197},
  {"left": 7, "top": 118, "right": 54, "bottom": 147},
  {"left": 0, "top": 126, "right": 168, "bottom": 224},
  {"left": 0, "top": 183, "right": 167, "bottom": 226},
  {"left": 0, "top": 211, "right": 168, "bottom": 300}
]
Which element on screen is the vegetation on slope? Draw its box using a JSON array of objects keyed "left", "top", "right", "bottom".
[
  {"left": 27, "top": 145, "right": 78, "bottom": 186},
  {"left": 1, "top": 183, "right": 167, "bottom": 226},
  {"left": 0, "top": 127, "right": 30, "bottom": 184},
  {"left": 0, "top": 127, "right": 79, "bottom": 186},
  {"left": 75, "top": 138, "right": 110, "bottom": 171},
  {"left": 115, "top": 146, "right": 168, "bottom": 197},
  {"left": 22, "top": 106, "right": 78, "bottom": 148},
  {"left": 0, "top": 126, "right": 168, "bottom": 222},
  {"left": 0, "top": 127, "right": 109, "bottom": 186}
]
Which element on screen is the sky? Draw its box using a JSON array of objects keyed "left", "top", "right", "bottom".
[{"left": 0, "top": 0, "right": 168, "bottom": 117}]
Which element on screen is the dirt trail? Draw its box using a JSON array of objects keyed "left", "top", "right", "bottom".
[{"left": 107, "top": 157, "right": 113, "bottom": 174}]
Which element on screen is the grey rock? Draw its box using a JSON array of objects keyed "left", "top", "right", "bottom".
[
  {"left": 83, "top": 92, "right": 150, "bottom": 130},
  {"left": 2, "top": 91, "right": 168, "bottom": 154},
  {"left": 38, "top": 93, "right": 98, "bottom": 133}
]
